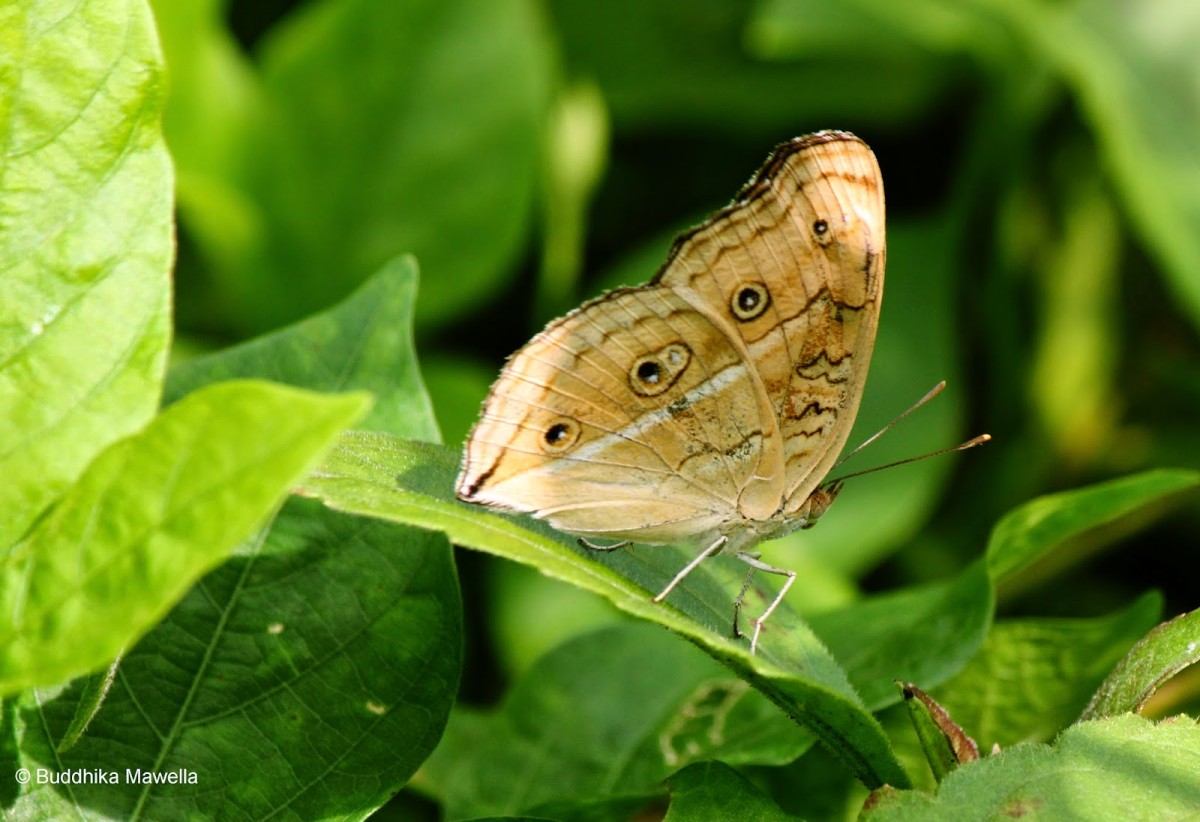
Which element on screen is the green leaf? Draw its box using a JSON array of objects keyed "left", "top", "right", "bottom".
[
  {"left": 665, "top": 761, "right": 797, "bottom": 822},
  {"left": 204, "top": 0, "right": 553, "bottom": 333},
  {"left": 5, "top": 262, "right": 463, "bottom": 819},
  {"left": 1028, "top": 168, "right": 1121, "bottom": 465},
  {"left": 1028, "top": 1, "right": 1200, "bottom": 333},
  {"left": 748, "top": 0, "right": 997, "bottom": 61},
  {"left": 148, "top": 0, "right": 260, "bottom": 182},
  {"left": 305, "top": 434, "right": 911, "bottom": 790},
  {"left": 809, "top": 562, "right": 993, "bottom": 711},
  {"left": 936, "top": 593, "right": 1163, "bottom": 749},
  {"left": 0, "top": 0, "right": 173, "bottom": 549},
  {"left": 985, "top": 469, "right": 1200, "bottom": 585},
  {"left": 0, "top": 380, "right": 370, "bottom": 694},
  {"left": 1082, "top": 607, "right": 1200, "bottom": 721},
  {"left": 551, "top": 0, "right": 951, "bottom": 131},
  {"left": 422, "top": 624, "right": 810, "bottom": 819},
  {"left": 168, "top": 255, "right": 438, "bottom": 441},
  {"left": 55, "top": 658, "right": 120, "bottom": 754},
  {"left": 863, "top": 715, "right": 1200, "bottom": 820}
]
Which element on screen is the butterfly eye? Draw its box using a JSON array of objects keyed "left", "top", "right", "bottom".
[
  {"left": 730, "top": 283, "right": 771, "bottom": 321},
  {"left": 630, "top": 342, "right": 691, "bottom": 396},
  {"left": 542, "top": 419, "right": 580, "bottom": 452}
]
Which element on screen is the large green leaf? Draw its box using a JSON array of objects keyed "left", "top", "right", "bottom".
[
  {"left": 8, "top": 262, "right": 460, "bottom": 818},
  {"left": 167, "top": 256, "right": 438, "bottom": 440},
  {"left": 752, "top": 0, "right": 1200, "bottom": 332},
  {"left": 0, "top": 380, "right": 370, "bottom": 695},
  {"left": 985, "top": 469, "right": 1200, "bottom": 585},
  {"left": 0, "top": 0, "right": 173, "bottom": 549},
  {"left": 1082, "top": 606, "right": 1200, "bottom": 721},
  {"left": 665, "top": 760, "right": 797, "bottom": 821},
  {"left": 184, "top": 0, "right": 553, "bottom": 334},
  {"left": 550, "top": 0, "right": 952, "bottom": 132},
  {"left": 936, "top": 594, "right": 1163, "bottom": 749},
  {"left": 422, "top": 624, "right": 810, "bottom": 819},
  {"left": 809, "top": 563, "right": 993, "bottom": 711},
  {"left": 1031, "top": 0, "right": 1200, "bottom": 333},
  {"left": 305, "top": 434, "right": 910, "bottom": 790},
  {"left": 863, "top": 715, "right": 1200, "bottom": 820}
]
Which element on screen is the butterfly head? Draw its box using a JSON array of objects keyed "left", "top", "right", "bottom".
[{"left": 799, "top": 480, "right": 845, "bottom": 530}]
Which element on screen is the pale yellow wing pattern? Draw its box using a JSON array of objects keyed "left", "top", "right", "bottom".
[
  {"left": 653, "top": 131, "right": 885, "bottom": 516},
  {"left": 456, "top": 286, "right": 770, "bottom": 543},
  {"left": 457, "top": 131, "right": 885, "bottom": 542}
]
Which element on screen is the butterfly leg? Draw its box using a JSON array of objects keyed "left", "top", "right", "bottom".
[
  {"left": 731, "top": 563, "right": 758, "bottom": 639},
  {"left": 577, "top": 537, "right": 633, "bottom": 552},
  {"left": 653, "top": 535, "right": 728, "bottom": 604},
  {"left": 734, "top": 552, "right": 796, "bottom": 654}
]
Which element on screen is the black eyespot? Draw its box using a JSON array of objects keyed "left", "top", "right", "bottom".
[
  {"left": 541, "top": 419, "right": 580, "bottom": 452},
  {"left": 630, "top": 343, "right": 691, "bottom": 396},
  {"left": 636, "top": 360, "right": 661, "bottom": 385},
  {"left": 730, "top": 282, "right": 770, "bottom": 321},
  {"left": 813, "top": 219, "right": 828, "bottom": 236}
]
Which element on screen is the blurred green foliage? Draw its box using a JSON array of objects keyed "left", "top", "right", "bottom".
[
  {"left": 6, "top": 0, "right": 1200, "bottom": 818},
  {"left": 162, "top": 0, "right": 1199, "bottom": 816}
]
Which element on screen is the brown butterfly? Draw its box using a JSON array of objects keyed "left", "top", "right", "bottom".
[{"left": 458, "top": 131, "right": 885, "bottom": 651}]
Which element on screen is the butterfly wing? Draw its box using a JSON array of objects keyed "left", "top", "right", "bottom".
[
  {"left": 456, "top": 286, "right": 772, "bottom": 543},
  {"left": 653, "top": 131, "right": 886, "bottom": 514}
]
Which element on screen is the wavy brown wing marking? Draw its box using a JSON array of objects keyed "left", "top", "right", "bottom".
[
  {"left": 456, "top": 286, "right": 769, "bottom": 543},
  {"left": 653, "top": 131, "right": 886, "bottom": 510}
]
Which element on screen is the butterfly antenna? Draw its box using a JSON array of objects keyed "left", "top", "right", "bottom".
[
  {"left": 833, "top": 380, "right": 948, "bottom": 470},
  {"left": 826, "top": 434, "right": 991, "bottom": 485}
]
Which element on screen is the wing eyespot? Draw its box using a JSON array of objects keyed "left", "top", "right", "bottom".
[
  {"left": 630, "top": 342, "right": 691, "bottom": 396},
  {"left": 541, "top": 419, "right": 580, "bottom": 453},
  {"left": 730, "top": 283, "right": 771, "bottom": 322}
]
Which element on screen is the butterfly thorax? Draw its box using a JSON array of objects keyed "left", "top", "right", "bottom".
[{"left": 712, "top": 479, "right": 845, "bottom": 554}]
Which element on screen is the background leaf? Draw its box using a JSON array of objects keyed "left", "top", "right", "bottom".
[
  {"left": 0, "top": 380, "right": 370, "bottom": 695},
  {"left": 863, "top": 715, "right": 1200, "bottom": 820},
  {"left": 665, "top": 760, "right": 797, "bottom": 821},
  {"left": 936, "top": 593, "right": 1162, "bottom": 749},
  {"left": 306, "top": 433, "right": 910, "bottom": 790},
  {"left": 421, "top": 624, "right": 810, "bottom": 819},
  {"left": 166, "top": 0, "right": 554, "bottom": 336},
  {"left": 8, "top": 262, "right": 459, "bottom": 819},
  {"left": 1082, "top": 606, "right": 1200, "bottom": 721},
  {"left": 986, "top": 470, "right": 1200, "bottom": 586},
  {"left": 7, "top": 0, "right": 1200, "bottom": 817},
  {"left": 0, "top": 0, "right": 173, "bottom": 549}
]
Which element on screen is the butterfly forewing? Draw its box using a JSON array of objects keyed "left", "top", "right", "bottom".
[{"left": 653, "top": 132, "right": 885, "bottom": 513}]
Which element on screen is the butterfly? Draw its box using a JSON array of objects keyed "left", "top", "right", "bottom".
[{"left": 457, "top": 131, "right": 885, "bottom": 651}]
